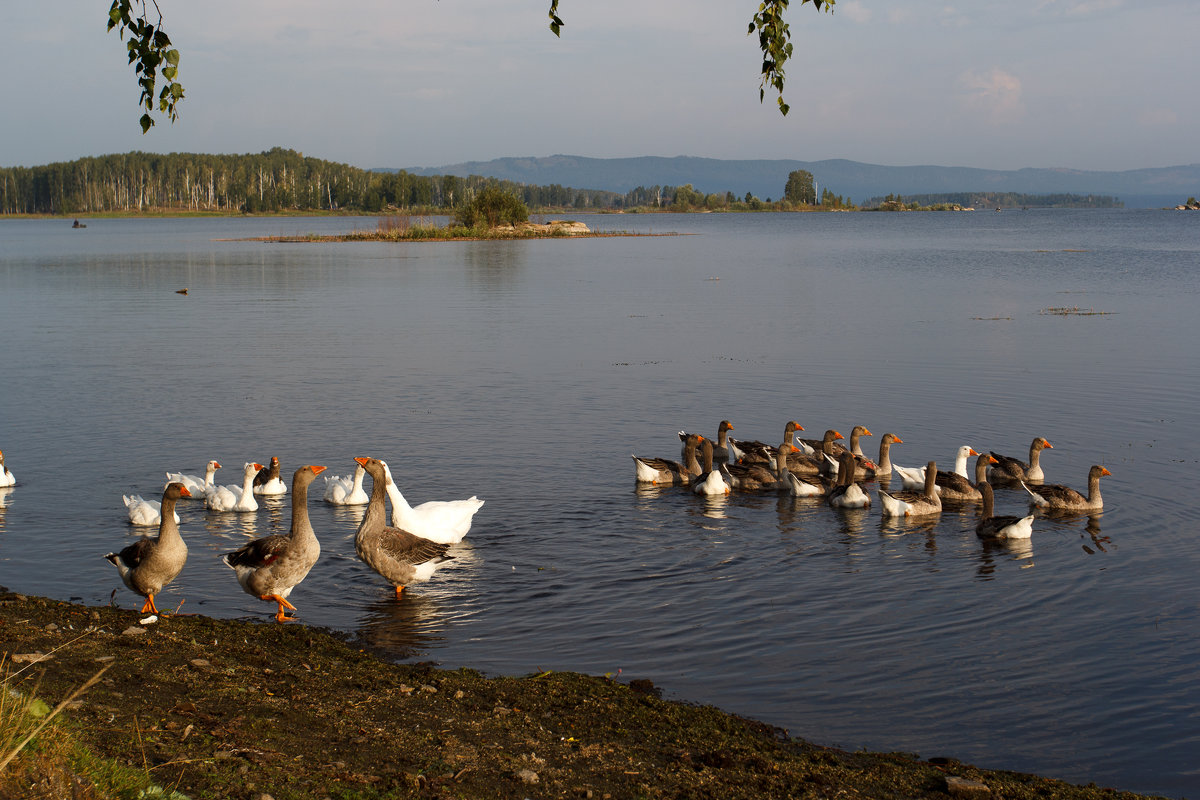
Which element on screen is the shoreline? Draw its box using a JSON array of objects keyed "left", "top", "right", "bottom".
[{"left": 0, "top": 590, "right": 1162, "bottom": 800}]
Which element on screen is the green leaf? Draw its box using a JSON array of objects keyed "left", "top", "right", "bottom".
[
  {"left": 140, "top": 113, "right": 153, "bottom": 134},
  {"left": 166, "top": 48, "right": 180, "bottom": 66}
]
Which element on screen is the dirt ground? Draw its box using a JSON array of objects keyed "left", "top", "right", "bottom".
[{"left": 0, "top": 590, "right": 1161, "bottom": 800}]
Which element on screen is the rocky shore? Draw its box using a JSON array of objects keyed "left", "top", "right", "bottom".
[{"left": 0, "top": 590, "right": 1162, "bottom": 800}]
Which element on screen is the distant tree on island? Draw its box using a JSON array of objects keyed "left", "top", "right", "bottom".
[
  {"left": 784, "top": 170, "right": 816, "bottom": 205},
  {"left": 454, "top": 186, "right": 529, "bottom": 228}
]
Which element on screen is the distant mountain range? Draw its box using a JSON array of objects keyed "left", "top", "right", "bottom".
[{"left": 396, "top": 155, "right": 1200, "bottom": 209}]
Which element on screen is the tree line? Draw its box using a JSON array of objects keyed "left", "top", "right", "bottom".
[
  {"left": 0, "top": 148, "right": 850, "bottom": 215},
  {"left": 861, "top": 192, "right": 1123, "bottom": 210}
]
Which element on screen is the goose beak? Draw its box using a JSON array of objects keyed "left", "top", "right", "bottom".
[
  {"left": 309, "top": 465, "right": 327, "bottom": 475},
  {"left": 354, "top": 457, "right": 370, "bottom": 467},
  {"left": 1100, "top": 466, "right": 1112, "bottom": 476},
  {"left": 180, "top": 486, "right": 192, "bottom": 497},
  {"left": 989, "top": 455, "right": 999, "bottom": 464},
  {"left": 968, "top": 448, "right": 980, "bottom": 456}
]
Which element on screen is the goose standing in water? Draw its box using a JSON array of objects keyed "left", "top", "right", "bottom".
[
  {"left": 989, "top": 437, "right": 1053, "bottom": 483},
  {"left": 164, "top": 460, "right": 221, "bottom": 496},
  {"left": 633, "top": 433, "right": 703, "bottom": 485},
  {"left": 880, "top": 460, "right": 942, "bottom": 517},
  {"left": 679, "top": 420, "right": 734, "bottom": 465},
  {"left": 827, "top": 450, "right": 871, "bottom": 509},
  {"left": 222, "top": 465, "right": 326, "bottom": 622},
  {"left": 323, "top": 463, "right": 370, "bottom": 505},
  {"left": 1022, "top": 465, "right": 1110, "bottom": 511},
  {"left": 105, "top": 482, "right": 191, "bottom": 614},
  {"left": 975, "top": 481, "right": 1034, "bottom": 540},
  {"left": 935, "top": 453, "right": 998, "bottom": 502},
  {"left": 253, "top": 456, "right": 288, "bottom": 496},
  {"left": 0, "top": 449, "right": 15, "bottom": 487},
  {"left": 206, "top": 462, "right": 264, "bottom": 512},
  {"left": 354, "top": 457, "right": 454, "bottom": 598},
  {"left": 381, "top": 460, "right": 484, "bottom": 543}
]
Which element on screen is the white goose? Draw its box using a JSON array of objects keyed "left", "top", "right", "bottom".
[
  {"left": 206, "top": 462, "right": 264, "bottom": 512},
  {"left": 894, "top": 445, "right": 978, "bottom": 490},
  {"left": 323, "top": 463, "right": 370, "bottom": 505},
  {"left": 164, "top": 460, "right": 221, "bottom": 496},
  {"left": 0, "top": 449, "right": 15, "bottom": 487},
  {"left": 380, "top": 460, "right": 484, "bottom": 544},
  {"left": 123, "top": 493, "right": 181, "bottom": 526}
]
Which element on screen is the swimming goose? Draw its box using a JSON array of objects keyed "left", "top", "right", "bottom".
[
  {"left": 692, "top": 439, "right": 733, "bottom": 496},
  {"left": 894, "top": 446, "right": 978, "bottom": 490},
  {"left": 827, "top": 450, "right": 871, "bottom": 509},
  {"left": 776, "top": 442, "right": 827, "bottom": 497},
  {"left": 729, "top": 421, "right": 804, "bottom": 467},
  {"left": 872, "top": 433, "right": 903, "bottom": 477},
  {"left": 804, "top": 424, "right": 871, "bottom": 459},
  {"left": 323, "top": 463, "right": 370, "bottom": 505},
  {"left": 976, "top": 481, "right": 1034, "bottom": 540},
  {"left": 679, "top": 420, "right": 734, "bottom": 464},
  {"left": 936, "top": 453, "right": 998, "bottom": 502},
  {"left": 253, "top": 457, "right": 288, "bottom": 496},
  {"left": 0, "top": 449, "right": 15, "bottom": 487},
  {"left": 380, "top": 460, "right": 484, "bottom": 544},
  {"left": 105, "top": 482, "right": 191, "bottom": 614},
  {"left": 222, "top": 465, "right": 326, "bottom": 622},
  {"left": 880, "top": 460, "right": 942, "bottom": 517},
  {"left": 205, "top": 462, "right": 264, "bottom": 512},
  {"left": 164, "top": 460, "right": 221, "bottom": 496},
  {"left": 787, "top": 429, "right": 843, "bottom": 477},
  {"left": 1021, "top": 465, "right": 1110, "bottom": 511},
  {"left": 633, "top": 433, "right": 703, "bottom": 485},
  {"left": 354, "top": 457, "right": 454, "bottom": 598},
  {"left": 989, "top": 437, "right": 1053, "bottom": 483},
  {"left": 123, "top": 492, "right": 181, "bottom": 526}
]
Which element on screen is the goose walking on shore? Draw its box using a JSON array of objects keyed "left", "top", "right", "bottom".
[
  {"left": 223, "top": 465, "right": 326, "bottom": 622},
  {"left": 105, "top": 482, "right": 191, "bottom": 614}
]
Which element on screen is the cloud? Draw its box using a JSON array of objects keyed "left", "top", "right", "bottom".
[
  {"left": 958, "top": 68, "right": 1024, "bottom": 123},
  {"left": 840, "top": 2, "right": 872, "bottom": 24}
]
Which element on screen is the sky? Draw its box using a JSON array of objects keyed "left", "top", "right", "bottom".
[{"left": 2, "top": 1, "right": 1197, "bottom": 172}]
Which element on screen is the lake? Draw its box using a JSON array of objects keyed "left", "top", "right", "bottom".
[{"left": 1, "top": 210, "right": 1198, "bottom": 797}]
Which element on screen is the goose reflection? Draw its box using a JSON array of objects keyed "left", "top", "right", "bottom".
[
  {"left": 329, "top": 503, "right": 367, "bottom": 526},
  {"left": 203, "top": 512, "right": 261, "bottom": 539},
  {"left": 356, "top": 592, "right": 447, "bottom": 658},
  {"left": 975, "top": 536, "right": 1035, "bottom": 578},
  {"left": 0, "top": 487, "right": 11, "bottom": 533}
]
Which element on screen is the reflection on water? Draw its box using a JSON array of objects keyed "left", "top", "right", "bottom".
[{"left": 2, "top": 213, "right": 1199, "bottom": 797}]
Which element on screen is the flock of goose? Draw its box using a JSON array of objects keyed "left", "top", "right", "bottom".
[
  {"left": 53, "top": 452, "right": 482, "bottom": 623},
  {"left": 633, "top": 421, "right": 1111, "bottom": 541}
]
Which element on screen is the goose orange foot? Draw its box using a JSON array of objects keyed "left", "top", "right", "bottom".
[
  {"left": 394, "top": 585, "right": 405, "bottom": 599},
  {"left": 140, "top": 596, "right": 159, "bottom": 615},
  {"left": 264, "top": 594, "right": 297, "bottom": 623}
]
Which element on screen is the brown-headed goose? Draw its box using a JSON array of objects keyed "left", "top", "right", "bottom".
[
  {"left": 976, "top": 481, "right": 1034, "bottom": 540},
  {"left": 354, "top": 457, "right": 454, "bottom": 598},
  {"left": 692, "top": 438, "right": 732, "bottom": 496},
  {"left": 871, "top": 433, "right": 903, "bottom": 477},
  {"left": 105, "top": 482, "right": 191, "bottom": 614},
  {"left": 776, "top": 442, "right": 827, "bottom": 497},
  {"left": 633, "top": 433, "right": 703, "bottom": 485},
  {"left": 223, "top": 465, "right": 326, "bottom": 622},
  {"left": 679, "top": 420, "right": 734, "bottom": 464},
  {"left": 729, "top": 420, "right": 804, "bottom": 466},
  {"left": 1021, "top": 465, "right": 1110, "bottom": 511},
  {"left": 880, "top": 460, "right": 942, "bottom": 517},
  {"left": 989, "top": 437, "right": 1053, "bottom": 483},
  {"left": 827, "top": 450, "right": 871, "bottom": 508},
  {"left": 787, "top": 429, "right": 844, "bottom": 477},
  {"left": 164, "top": 460, "right": 221, "bottom": 496},
  {"left": 936, "top": 453, "right": 998, "bottom": 502},
  {"left": 253, "top": 456, "right": 288, "bottom": 496}
]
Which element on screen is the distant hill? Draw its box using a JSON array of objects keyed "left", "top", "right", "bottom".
[{"left": 395, "top": 155, "right": 1200, "bottom": 209}]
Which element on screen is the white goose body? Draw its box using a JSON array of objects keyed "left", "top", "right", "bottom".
[
  {"left": 164, "top": 460, "right": 221, "bottom": 496},
  {"left": 895, "top": 445, "right": 978, "bottom": 491},
  {"left": 0, "top": 449, "right": 15, "bottom": 487},
  {"left": 323, "top": 464, "right": 370, "bottom": 505},
  {"left": 692, "top": 439, "right": 732, "bottom": 496},
  {"left": 252, "top": 457, "right": 288, "bottom": 496},
  {"left": 879, "top": 460, "right": 942, "bottom": 517},
  {"left": 123, "top": 493, "right": 181, "bottom": 526},
  {"left": 206, "top": 462, "right": 263, "bottom": 512},
  {"left": 381, "top": 460, "right": 483, "bottom": 544}
]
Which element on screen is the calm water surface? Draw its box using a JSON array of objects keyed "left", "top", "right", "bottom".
[{"left": 1, "top": 211, "right": 1198, "bottom": 796}]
